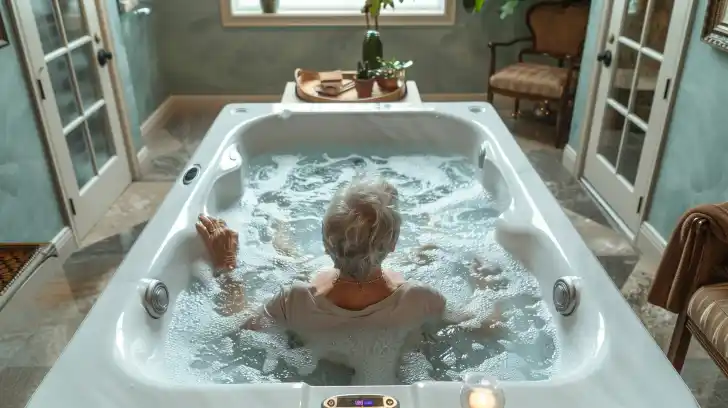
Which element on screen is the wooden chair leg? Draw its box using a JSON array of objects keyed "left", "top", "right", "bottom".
[
  {"left": 512, "top": 99, "right": 520, "bottom": 118},
  {"left": 667, "top": 309, "right": 692, "bottom": 373}
]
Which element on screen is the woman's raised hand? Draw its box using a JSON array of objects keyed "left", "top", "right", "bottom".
[{"left": 196, "top": 214, "right": 239, "bottom": 274}]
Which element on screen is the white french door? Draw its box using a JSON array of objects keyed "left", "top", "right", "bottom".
[
  {"left": 583, "top": 0, "right": 693, "bottom": 233},
  {"left": 12, "top": 0, "right": 131, "bottom": 238}
]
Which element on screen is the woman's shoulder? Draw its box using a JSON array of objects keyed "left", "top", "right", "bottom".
[
  {"left": 397, "top": 280, "right": 444, "bottom": 301},
  {"left": 398, "top": 280, "right": 446, "bottom": 315},
  {"left": 401, "top": 280, "right": 442, "bottom": 295}
]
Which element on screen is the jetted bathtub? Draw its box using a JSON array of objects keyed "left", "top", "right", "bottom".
[{"left": 26, "top": 103, "right": 698, "bottom": 408}]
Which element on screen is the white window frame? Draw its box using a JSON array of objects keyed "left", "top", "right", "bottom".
[{"left": 220, "top": 0, "right": 455, "bottom": 27}]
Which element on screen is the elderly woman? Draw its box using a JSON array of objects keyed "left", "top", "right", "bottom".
[{"left": 196, "top": 178, "right": 447, "bottom": 332}]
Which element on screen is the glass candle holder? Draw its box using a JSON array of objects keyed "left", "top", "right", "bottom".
[{"left": 460, "top": 373, "right": 505, "bottom": 408}]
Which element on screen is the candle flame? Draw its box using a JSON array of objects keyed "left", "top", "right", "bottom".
[{"left": 468, "top": 389, "right": 497, "bottom": 408}]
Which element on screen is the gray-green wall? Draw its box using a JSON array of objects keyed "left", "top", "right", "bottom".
[
  {"left": 155, "top": 1, "right": 532, "bottom": 95},
  {"left": 647, "top": 0, "right": 728, "bottom": 238}
]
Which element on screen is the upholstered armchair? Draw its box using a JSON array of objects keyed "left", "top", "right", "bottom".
[
  {"left": 647, "top": 203, "right": 728, "bottom": 379},
  {"left": 487, "top": 0, "right": 590, "bottom": 147},
  {"left": 667, "top": 257, "right": 728, "bottom": 377}
]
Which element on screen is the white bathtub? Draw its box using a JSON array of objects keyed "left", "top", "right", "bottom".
[{"left": 27, "top": 103, "right": 698, "bottom": 408}]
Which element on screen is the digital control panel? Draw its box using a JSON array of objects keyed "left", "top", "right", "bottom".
[{"left": 322, "top": 395, "right": 398, "bottom": 408}]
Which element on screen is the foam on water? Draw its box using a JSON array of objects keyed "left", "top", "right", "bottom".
[{"left": 164, "top": 154, "right": 559, "bottom": 385}]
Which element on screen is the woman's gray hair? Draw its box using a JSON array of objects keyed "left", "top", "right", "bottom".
[{"left": 322, "top": 178, "right": 401, "bottom": 281}]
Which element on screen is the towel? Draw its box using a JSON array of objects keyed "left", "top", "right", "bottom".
[{"left": 647, "top": 202, "right": 728, "bottom": 313}]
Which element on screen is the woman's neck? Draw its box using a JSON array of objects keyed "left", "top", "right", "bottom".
[
  {"left": 325, "top": 269, "right": 399, "bottom": 311},
  {"left": 334, "top": 268, "right": 384, "bottom": 285}
]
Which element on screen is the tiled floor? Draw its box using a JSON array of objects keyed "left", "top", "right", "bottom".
[{"left": 0, "top": 101, "right": 726, "bottom": 407}]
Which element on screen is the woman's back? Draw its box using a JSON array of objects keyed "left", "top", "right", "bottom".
[
  {"left": 261, "top": 279, "right": 444, "bottom": 384},
  {"left": 263, "top": 279, "right": 445, "bottom": 332}
]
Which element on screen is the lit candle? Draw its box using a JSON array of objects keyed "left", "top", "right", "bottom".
[{"left": 468, "top": 389, "right": 498, "bottom": 408}]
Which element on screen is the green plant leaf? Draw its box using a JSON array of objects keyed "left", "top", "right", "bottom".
[
  {"left": 500, "top": 0, "right": 519, "bottom": 18},
  {"left": 474, "top": 0, "right": 485, "bottom": 12},
  {"left": 370, "top": 0, "right": 382, "bottom": 16}
]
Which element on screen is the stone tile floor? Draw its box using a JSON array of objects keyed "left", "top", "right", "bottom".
[{"left": 0, "top": 101, "right": 725, "bottom": 407}]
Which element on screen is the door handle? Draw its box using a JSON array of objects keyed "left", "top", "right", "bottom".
[
  {"left": 97, "top": 49, "right": 113, "bottom": 67},
  {"left": 596, "top": 50, "right": 612, "bottom": 68}
]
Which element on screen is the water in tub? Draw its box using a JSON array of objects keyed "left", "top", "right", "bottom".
[{"left": 164, "top": 154, "right": 558, "bottom": 385}]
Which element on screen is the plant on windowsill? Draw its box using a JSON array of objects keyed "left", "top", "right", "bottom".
[
  {"left": 260, "top": 0, "right": 279, "bottom": 13},
  {"left": 355, "top": 61, "right": 375, "bottom": 98},
  {"left": 357, "top": 0, "right": 525, "bottom": 82},
  {"left": 462, "top": 0, "right": 526, "bottom": 18},
  {"left": 360, "top": 0, "right": 390, "bottom": 70},
  {"left": 373, "top": 57, "right": 413, "bottom": 91}
]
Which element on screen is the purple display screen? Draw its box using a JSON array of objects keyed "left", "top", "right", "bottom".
[{"left": 338, "top": 397, "right": 383, "bottom": 407}]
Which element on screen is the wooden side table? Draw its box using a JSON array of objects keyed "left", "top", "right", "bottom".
[{"left": 280, "top": 81, "right": 423, "bottom": 104}]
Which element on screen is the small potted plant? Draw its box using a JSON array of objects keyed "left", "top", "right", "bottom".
[
  {"left": 374, "top": 57, "right": 413, "bottom": 91},
  {"left": 355, "top": 61, "right": 375, "bottom": 98},
  {"left": 260, "top": 0, "right": 279, "bottom": 13}
]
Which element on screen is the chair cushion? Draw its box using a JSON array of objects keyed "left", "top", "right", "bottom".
[
  {"left": 489, "top": 63, "right": 572, "bottom": 99},
  {"left": 688, "top": 283, "right": 728, "bottom": 357}
]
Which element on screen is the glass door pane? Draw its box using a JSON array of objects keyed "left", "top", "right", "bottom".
[
  {"left": 30, "top": 0, "right": 117, "bottom": 190},
  {"left": 596, "top": 0, "right": 674, "bottom": 185}
]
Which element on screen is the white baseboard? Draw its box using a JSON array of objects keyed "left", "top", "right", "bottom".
[
  {"left": 136, "top": 145, "right": 149, "bottom": 167},
  {"left": 52, "top": 226, "right": 78, "bottom": 264},
  {"left": 155, "top": 93, "right": 491, "bottom": 114},
  {"left": 636, "top": 221, "right": 667, "bottom": 267},
  {"left": 170, "top": 94, "right": 281, "bottom": 113},
  {"left": 138, "top": 93, "right": 492, "bottom": 141},
  {"left": 561, "top": 144, "right": 577, "bottom": 176},
  {"left": 140, "top": 97, "right": 176, "bottom": 136}
]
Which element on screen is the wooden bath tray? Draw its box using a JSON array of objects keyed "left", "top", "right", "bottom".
[{"left": 294, "top": 69, "right": 407, "bottom": 103}]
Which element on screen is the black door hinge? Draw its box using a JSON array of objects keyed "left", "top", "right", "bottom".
[
  {"left": 37, "top": 78, "right": 46, "bottom": 100},
  {"left": 637, "top": 196, "right": 644, "bottom": 214},
  {"left": 69, "top": 198, "right": 77, "bottom": 215},
  {"left": 663, "top": 78, "right": 672, "bottom": 100}
]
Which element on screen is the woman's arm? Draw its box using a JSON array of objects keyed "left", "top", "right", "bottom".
[
  {"left": 272, "top": 219, "right": 301, "bottom": 258},
  {"left": 196, "top": 214, "right": 247, "bottom": 316},
  {"left": 213, "top": 274, "right": 246, "bottom": 317}
]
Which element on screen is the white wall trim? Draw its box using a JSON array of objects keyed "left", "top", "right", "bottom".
[
  {"left": 573, "top": 0, "right": 614, "bottom": 177},
  {"left": 561, "top": 145, "right": 577, "bottom": 176},
  {"left": 52, "top": 226, "right": 78, "bottom": 263},
  {"left": 7, "top": 0, "right": 77, "bottom": 233},
  {"left": 636, "top": 222, "right": 667, "bottom": 267},
  {"left": 636, "top": 0, "right": 698, "bottom": 223}
]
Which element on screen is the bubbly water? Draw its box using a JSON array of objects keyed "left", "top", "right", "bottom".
[{"left": 164, "top": 154, "right": 559, "bottom": 385}]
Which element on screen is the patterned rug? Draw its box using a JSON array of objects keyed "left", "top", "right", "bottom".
[{"left": 0, "top": 244, "right": 45, "bottom": 296}]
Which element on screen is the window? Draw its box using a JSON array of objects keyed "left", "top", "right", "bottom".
[{"left": 220, "top": 0, "right": 454, "bottom": 27}]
